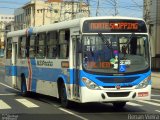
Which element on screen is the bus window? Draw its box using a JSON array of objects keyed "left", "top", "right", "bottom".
[
  {"left": 59, "top": 30, "right": 70, "bottom": 59},
  {"left": 29, "top": 35, "right": 36, "bottom": 58},
  {"left": 19, "top": 36, "right": 26, "bottom": 58},
  {"left": 46, "top": 31, "right": 58, "bottom": 58},
  {"left": 6, "top": 38, "right": 12, "bottom": 59},
  {"left": 36, "top": 33, "right": 46, "bottom": 58}
]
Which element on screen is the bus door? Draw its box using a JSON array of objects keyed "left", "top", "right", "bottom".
[
  {"left": 72, "top": 35, "right": 81, "bottom": 99},
  {"left": 11, "top": 37, "right": 18, "bottom": 88}
]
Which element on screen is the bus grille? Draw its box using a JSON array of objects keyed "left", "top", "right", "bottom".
[
  {"left": 106, "top": 92, "right": 130, "bottom": 97},
  {"left": 96, "top": 77, "right": 139, "bottom": 83}
]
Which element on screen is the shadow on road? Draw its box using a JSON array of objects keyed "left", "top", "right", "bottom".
[{"left": 20, "top": 92, "right": 146, "bottom": 113}]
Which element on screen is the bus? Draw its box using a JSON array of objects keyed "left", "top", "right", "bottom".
[{"left": 5, "top": 16, "right": 151, "bottom": 108}]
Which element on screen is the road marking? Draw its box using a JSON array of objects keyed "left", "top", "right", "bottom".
[
  {"left": 155, "top": 110, "right": 160, "bottom": 113},
  {"left": 0, "top": 82, "right": 20, "bottom": 92},
  {"left": 137, "top": 100, "right": 160, "bottom": 106},
  {"left": 127, "top": 102, "right": 143, "bottom": 106},
  {"left": 59, "top": 108, "right": 88, "bottom": 120},
  {"left": 151, "top": 99, "right": 160, "bottom": 103},
  {"left": 16, "top": 99, "right": 39, "bottom": 108},
  {"left": 0, "top": 93, "right": 16, "bottom": 96},
  {"left": 0, "top": 100, "right": 11, "bottom": 109},
  {"left": 151, "top": 94, "right": 160, "bottom": 97}
]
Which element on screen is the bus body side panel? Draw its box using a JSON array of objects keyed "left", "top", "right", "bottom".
[
  {"left": 15, "top": 58, "right": 70, "bottom": 98},
  {"left": 5, "top": 59, "right": 14, "bottom": 87}
]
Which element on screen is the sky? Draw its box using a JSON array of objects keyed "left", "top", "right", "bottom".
[{"left": 0, "top": 0, "right": 143, "bottom": 18}]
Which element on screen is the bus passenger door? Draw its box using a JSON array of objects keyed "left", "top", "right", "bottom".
[
  {"left": 72, "top": 35, "right": 81, "bottom": 99},
  {"left": 11, "top": 37, "right": 18, "bottom": 88}
]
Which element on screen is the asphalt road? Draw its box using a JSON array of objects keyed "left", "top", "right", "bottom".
[{"left": 0, "top": 69, "right": 160, "bottom": 120}]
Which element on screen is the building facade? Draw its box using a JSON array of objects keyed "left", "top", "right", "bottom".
[
  {"left": 0, "top": 14, "right": 14, "bottom": 56},
  {"left": 14, "top": 0, "right": 89, "bottom": 30},
  {"left": 143, "top": 0, "right": 160, "bottom": 70}
]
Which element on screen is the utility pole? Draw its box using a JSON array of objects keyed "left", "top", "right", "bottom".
[
  {"left": 96, "top": 0, "right": 100, "bottom": 16},
  {"left": 87, "top": 0, "right": 90, "bottom": 17},
  {"left": 113, "top": 0, "right": 118, "bottom": 16}
]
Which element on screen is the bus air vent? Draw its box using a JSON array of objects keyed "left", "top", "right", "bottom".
[{"left": 106, "top": 92, "right": 130, "bottom": 97}]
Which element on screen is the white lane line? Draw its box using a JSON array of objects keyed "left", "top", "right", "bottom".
[
  {"left": 155, "top": 110, "right": 160, "bottom": 113},
  {"left": 0, "top": 93, "right": 16, "bottom": 96},
  {"left": 137, "top": 100, "right": 160, "bottom": 106},
  {"left": 151, "top": 99, "right": 160, "bottom": 102},
  {"left": 59, "top": 108, "right": 88, "bottom": 120},
  {"left": 151, "top": 94, "right": 160, "bottom": 97},
  {"left": 16, "top": 99, "right": 39, "bottom": 108},
  {"left": 127, "top": 102, "right": 143, "bottom": 107},
  {"left": 0, "top": 100, "right": 11, "bottom": 109},
  {"left": 0, "top": 82, "right": 20, "bottom": 92}
]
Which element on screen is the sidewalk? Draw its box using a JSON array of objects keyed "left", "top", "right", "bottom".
[{"left": 151, "top": 72, "right": 160, "bottom": 89}]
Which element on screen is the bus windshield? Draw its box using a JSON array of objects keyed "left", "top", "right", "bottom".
[{"left": 82, "top": 34, "right": 149, "bottom": 74}]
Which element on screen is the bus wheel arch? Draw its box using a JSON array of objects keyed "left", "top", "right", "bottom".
[
  {"left": 57, "top": 78, "right": 70, "bottom": 108},
  {"left": 20, "top": 73, "right": 28, "bottom": 96}
]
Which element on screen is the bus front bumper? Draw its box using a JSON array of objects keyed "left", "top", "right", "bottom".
[{"left": 80, "top": 85, "right": 151, "bottom": 103}]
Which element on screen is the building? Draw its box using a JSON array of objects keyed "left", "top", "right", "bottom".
[
  {"left": 14, "top": 8, "right": 25, "bottom": 30},
  {"left": 14, "top": 0, "right": 89, "bottom": 30},
  {"left": 0, "top": 14, "right": 14, "bottom": 56},
  {"left": 143, "top": 0, "right": 160, "bottom": 70}
]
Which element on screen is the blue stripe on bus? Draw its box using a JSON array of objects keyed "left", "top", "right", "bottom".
[
  {"left": 5, "top": 65, "right": 151, "bottom": 87},
  {"left": 12, "top": 66, "right": 17, "bottom": 76},
  {"left": 31, "top": 79, "right": 37, "bottom": 92},
  {"left": 5, "top": 65, "right": 68, "bottom": 82},
  {"left": 5, "top": 66, "right": 17, "bottom": 76},
  {"left": 79, "top": 70, "right": 151, "bottom": 87}
]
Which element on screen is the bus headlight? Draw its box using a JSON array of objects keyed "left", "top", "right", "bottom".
[
  {"left": 136, "top": 76, "right": 151, "bottom": 89},
  {"left": 82, "top": 77, "right": 101, "bottom": 90}
]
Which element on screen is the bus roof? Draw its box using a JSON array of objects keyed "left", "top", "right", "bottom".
[{"left": 7, "top": 16, "right": 145, "bottom": 38}]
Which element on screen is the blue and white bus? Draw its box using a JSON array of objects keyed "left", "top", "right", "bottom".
[{"left": 5, "top": 16, "right": 151, "bottom": 108}]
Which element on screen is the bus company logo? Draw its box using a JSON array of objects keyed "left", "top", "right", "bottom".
[
  {"left": 115, "top": 85, "right": 121, "bottom": 89},
  {"left": 37, "top": 60, "right": 53, "bottom": 67}
]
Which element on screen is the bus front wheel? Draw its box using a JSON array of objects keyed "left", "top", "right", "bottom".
[{"left": 60, "top": 83, "right": 69, "bottom": 108}]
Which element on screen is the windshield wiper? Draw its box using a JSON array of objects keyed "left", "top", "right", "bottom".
[{"left": 98, "top": 33, "right": 113, "bottom": 49}]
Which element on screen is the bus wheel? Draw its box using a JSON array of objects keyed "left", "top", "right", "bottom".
[
  {"left": 21, "top": 75, "right": 28, "bottom": 97},
  {"left": 60, "top": 83, "right": 69, "bottom": 108},
  {"left": 113, "top": 102, "right": 126, "bottom": 109}
]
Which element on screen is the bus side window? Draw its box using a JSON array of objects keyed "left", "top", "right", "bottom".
[
  {"left": 19, "top": 36, "right": 26, "bottom": 58},
  {"left": 6, "top": 38, "right": 12, "bottom": 59},
  {"left": 59, "top": 29, "right": 70, "bottom": 59},
  {"left": 36, "top": 33, "right": 46, "bottom": 58},
  {"left": 46, "top": 31, "right": 58, "bottom": 58},
  {"left": 29, "top": 35, "right": 36, "bottom": 58}
]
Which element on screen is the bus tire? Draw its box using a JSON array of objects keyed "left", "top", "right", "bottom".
[
  {"left": 60, "top": 83, "right": 70, "bottom": 108},
  {"left": 21, "top": 75, "right": 28, "bottom": 97},
  {"left": 113, "top": 102, "right": 126, "bottom": 109}
]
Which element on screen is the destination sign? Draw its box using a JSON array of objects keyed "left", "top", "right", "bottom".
[{"left": 83, "top": 19, "right": 147, "bottom": 33}]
